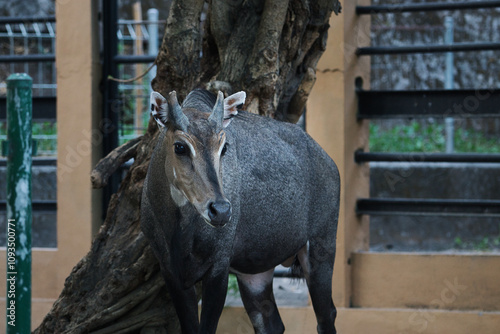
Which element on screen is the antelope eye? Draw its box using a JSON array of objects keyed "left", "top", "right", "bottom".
[
  {"left": 221, "top": 143, "right": 228, "bottom": 156},
  {"left": 174, "top": 143, "right": 188, "bottom": 156}
]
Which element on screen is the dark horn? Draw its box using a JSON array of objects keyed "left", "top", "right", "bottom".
[
  {"left": 208, "top": 91, "right": 224, "bottom": 128},
  {"left": 167, "top": 91, "right": 189, "bottom": 132}
]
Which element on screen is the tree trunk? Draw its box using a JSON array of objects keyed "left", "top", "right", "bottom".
[{"left": 34, "top": 1, "right": 340, "bottom": 333}]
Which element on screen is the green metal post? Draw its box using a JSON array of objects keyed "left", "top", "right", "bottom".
[{"left": 6, "top": 73, "right": 32, "bottom": 334}]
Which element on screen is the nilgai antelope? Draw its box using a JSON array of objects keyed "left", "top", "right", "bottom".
[{"left": 141, "top": 88, "right": 340, "bottom": 334}]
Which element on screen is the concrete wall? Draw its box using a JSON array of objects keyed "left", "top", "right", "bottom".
[
  {"left": 370, "top": 162, "right": 500, "bottom": 251},
  {"left": 307, "top": 0, "right": 371, "bottom": 309}
]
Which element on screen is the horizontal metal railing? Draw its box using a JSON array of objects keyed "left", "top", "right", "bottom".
[
  {"left": 356, "top": 1, "right": 500, "bottom": 14},
  {"left": 354, "top": 2, "right": 500, "bottom": 220},
  {"left": 357, "top": 42, "right": 500, "bottom": 56},
  {"left": 0, "top": 54, "right": 55, "bottom": 63},
  {"left": 0, "top": 16, "right": 55, "bottom": 24},
  {"left": 113, "top": 54, "right": 156, "bottom": 64},
  {"left": 0, "top": 96, "right": 56, "bottom": 120},
  {"left": 356, "top": 1, "right": 500, "bottom": 56},
  {"left": 355, "top": 151, "right": 500, "bottom": 164},
  {"left": 356, "top": 198, "right": 500, "bottom": 218},
  {"left": 0, "top": 158, "right": 57, "bottom": 166},
  {"left": 0, "top": 200, "right": 57, "bottom": 212},
  {"left": 356, "top": 88, "right": 500, "bottom": 119}
]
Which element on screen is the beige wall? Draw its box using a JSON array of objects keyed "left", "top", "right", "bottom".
[
  {"left": 352, "top": 252, "right": 500, "bottom": 311},
  {"left": 55, "top": 0, "right": 102, "bottom": 271},
  {"left": 0, "top": 0, "right": 101, "bottom": 329},
  {"left": 306, "top": 0, "right": 371, "bottom": 308},
  {"left": 218, "top": 306, "right": 500, "bottom": 334}
]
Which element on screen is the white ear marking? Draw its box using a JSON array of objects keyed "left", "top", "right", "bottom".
[
  {"left": 223, "top": 91, "right": 246, "bottom": 127},
  {"left": 150, "top": 91, "right": 168, "bottom": 128}
]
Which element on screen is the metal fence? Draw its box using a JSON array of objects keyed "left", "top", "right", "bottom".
[
  {"left": 369, "top": 11, "right": 500, "bottom": 91},
  {"left": 0, "top": 12, "right": 162, "bottom": 156},
  {"left": 355, "top": 1, "right": 500, "bottom": 219},
  {"left": 0, "top": 16, "right": 56, "bottom": 97},
  {"left": 114, "top": 11, "right": 162, "bottom": 143},
  {"left": 0, "top": 16, "right": 57, "bottom": 156}
]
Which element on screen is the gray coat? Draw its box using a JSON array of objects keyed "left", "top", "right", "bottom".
[{"left": 141, "top": 89, "right": 339, "bottom": 334}]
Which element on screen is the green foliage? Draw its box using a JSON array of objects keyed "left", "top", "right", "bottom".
[
  {"left": 32, "top": 122, "right": 57, "bottom": 155},
  {"left": 453, "top": 226, "right": 500, "bottom": 252},
  {"left": 0, "top": 121, "right": 57, "bottom": 156},
  {"left": 32, "top": 121, "right": 57, "bottom": 135},
  {"left": 454, "top": 127, "right": 500, "bottom": 153},
  {"left": 370, "top": 122, "right": 444, "bottom": 152},
  {"left": 227, "top": 274, "right": 240, "bottom": 297},
  {"left": 370, "top": 121, "right": 500, "bottom": 153},
  {"left": 474, "top": 237, "right": 490, "bottom": 251},
  {"left": 494, "top": 236, "right": 500, "bottom": 246}
]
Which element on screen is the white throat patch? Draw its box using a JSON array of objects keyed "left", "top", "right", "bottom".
[{"left": 170, "top": 184, "right": 188, "bottom": 207}]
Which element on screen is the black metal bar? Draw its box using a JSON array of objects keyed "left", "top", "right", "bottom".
[
  {"left": 0, "top": 158, "right": 57, "bottom": 167},
  {"left": 355, "top": 151, "right": 500, "bottom": 164},
  {"left": 356, "top": 1, "right": 500, "bottom": 15},
  {"left": 0, "top": 96, "right": 56, "bottom": 120},
  {"left": 32, "top": 158, "right": 57, "bottom": 166},
  {"left": 113, "top": 55, "right": 156, "bottom": 64},
  {"left": 0, "top": 200, "right": 57, "bottom": 211},
  {"left": 0, "top": 54, "right": 55, "bottom": 63},
  {"left": 357, "top": 89, "right": 500, "bottom": 119},
  {"left": 0, "top": 16, "right": 56, "bottom": 24},
  {"left": 102, "top": 0, "right": 121, "bottom": 219},
  {"left": 356, "top": 198, "right": 500, "bottom": 217},
  {"left": 118, "top": 19, "right": 167, "bottom": 25},
  {"left": 356, "top": 42, "right": 500, "bottom": 56}
]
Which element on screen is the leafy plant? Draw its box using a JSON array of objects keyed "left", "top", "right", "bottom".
[
  {"left": 0, "top": 121, "right": 57, "bottom": 156},
  {"left": 227, "top": 274, "right": 240, "bottom": 297},
  {"left": 474, "top": 237, "right": 490, "bottom": 251},
  {"left": 454, "top": 128, "right": 500, "bottom": 153},
  {"left": 370, "top": 121, "right": 500, "bottom": 153},
  {"left": 453, "top": 234, "right": 500, "bottom": 252}
]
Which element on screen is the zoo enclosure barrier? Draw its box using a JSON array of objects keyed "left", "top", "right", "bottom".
[
  {"left": 101, "top": 1, "right": 162, "bottom": 216},
  {"left": 0, "top": 11, "right": 163, "bottom": 244},
  {"left": 0, "top": 12, "right": 163, "bottom": 155},
  {"left": 0, "top": 16, "right": 57, "bottom": 247},
  {"left": 332, "top": 3, "right": 500, "bottom": 330},
  {"left": 355, "top": 1, "right": 500, "bottom": 218}
]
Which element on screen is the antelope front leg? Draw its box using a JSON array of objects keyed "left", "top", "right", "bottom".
[
  {"left": 164, "top": 277, "right": 200, "bottom": 334},
  {"left": 199, "top": 270, "right": 229, "bottom": 333}
]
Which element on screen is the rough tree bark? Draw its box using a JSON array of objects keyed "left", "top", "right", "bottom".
[{"left": 34, "top": 1, "right": 340, "bottom": 333}]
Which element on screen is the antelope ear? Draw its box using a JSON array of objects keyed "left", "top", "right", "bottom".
[
  {"left": 150, "top": 91, "right": 168, "bottom": 128},
  {"left": 223, "top": 91, "right": 246, "bottom": 127}
]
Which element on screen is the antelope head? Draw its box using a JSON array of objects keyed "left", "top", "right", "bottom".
[{"left": 150, "top": 90, "right": 245, "bottom": 227}]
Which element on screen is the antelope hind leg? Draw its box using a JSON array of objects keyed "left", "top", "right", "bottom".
[{"left": 237, "top": 269, "right": 284, "bottom": 334}]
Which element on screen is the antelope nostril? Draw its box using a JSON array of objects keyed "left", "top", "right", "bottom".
[
  {"left": 209, "top": 203, "right": 217, "bottom": 217},
  {"left": 208, "top": 201, "right": 231, "bottom": 225}
]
